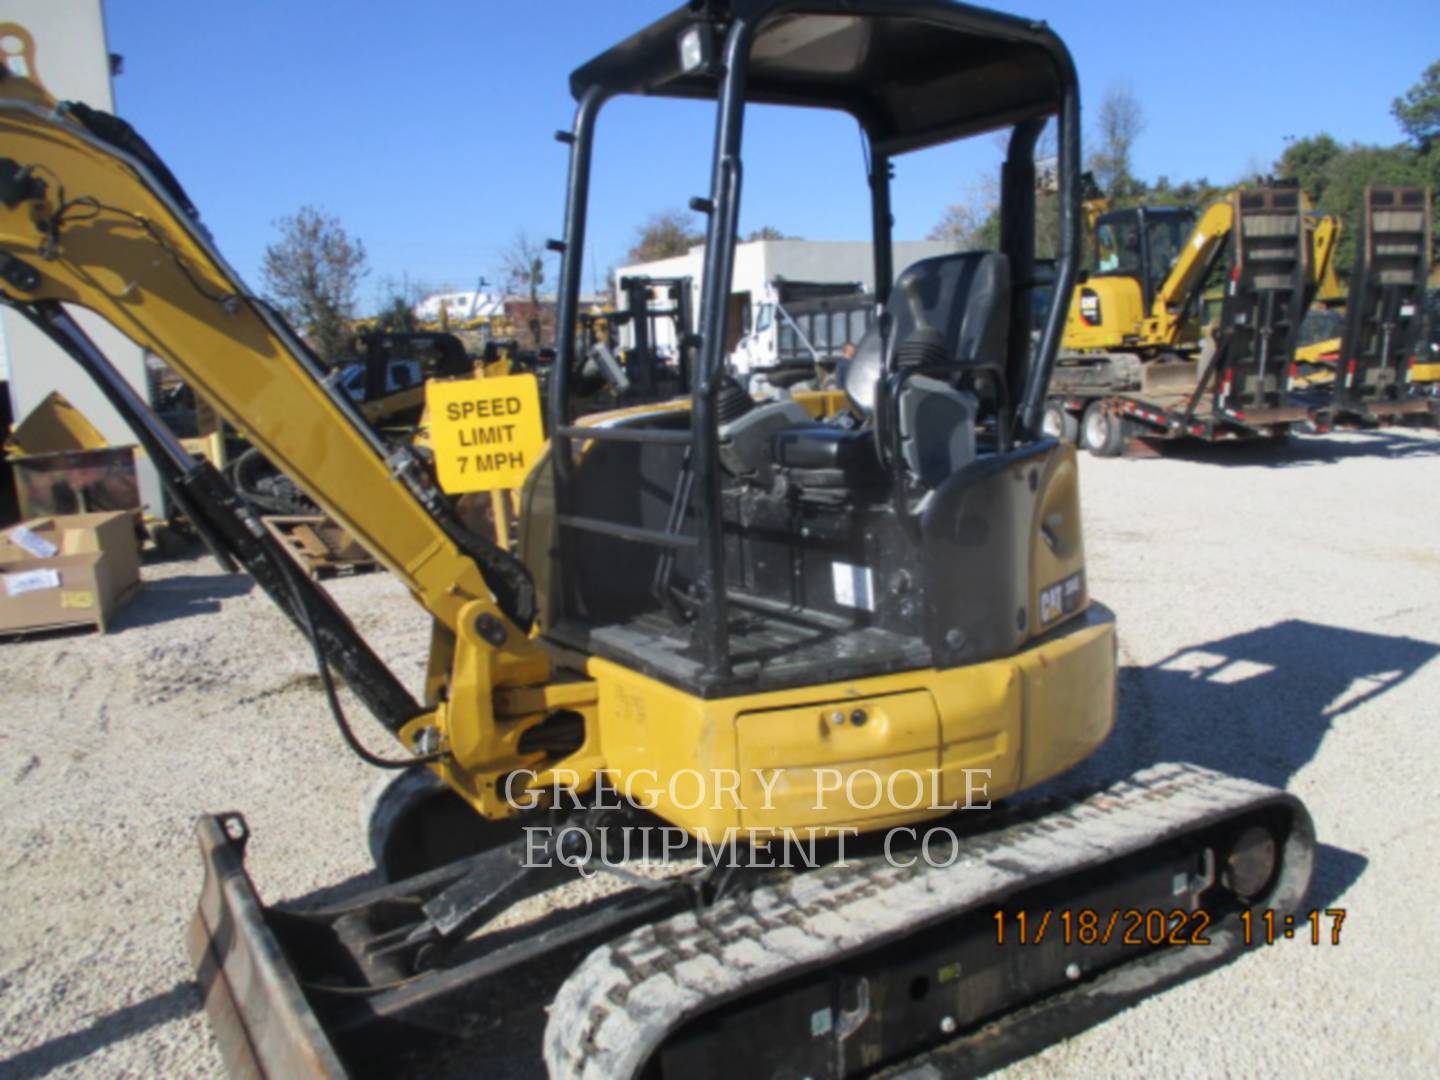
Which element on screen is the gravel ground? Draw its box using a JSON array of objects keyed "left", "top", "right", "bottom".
[{"left": 1, "top": 425, "right": 1438, "bottom": 1077}]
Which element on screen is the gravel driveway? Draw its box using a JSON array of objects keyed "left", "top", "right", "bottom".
[{"left": 2, "top": 426, "right": 1437, "bottom": 1077}]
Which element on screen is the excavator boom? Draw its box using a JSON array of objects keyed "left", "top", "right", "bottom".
[{"left": 0, "top": 85, "right": 535, "bottom": 646}]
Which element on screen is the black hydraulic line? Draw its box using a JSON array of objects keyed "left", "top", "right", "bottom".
[
  {"left": 229, "top": 445, "right": 316, "bottom": 516},
  {"left": 273, "top": 547, "right": 443, "bottom": 769},
  {"left": 14, "top": 300, "right": 425, "bottom": 736}
]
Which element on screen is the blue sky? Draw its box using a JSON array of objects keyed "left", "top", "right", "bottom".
[{"left": 103, "top": 0, "right": 1436, "bottom": 310}]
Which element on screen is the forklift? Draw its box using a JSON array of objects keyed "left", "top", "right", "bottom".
[{"left": 573, "top": 274, "right": 695, "bottom": 408}]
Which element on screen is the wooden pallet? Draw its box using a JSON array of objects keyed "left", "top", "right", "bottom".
[{"left": 261, "top": 516, "right": 378, "bottom": 579}]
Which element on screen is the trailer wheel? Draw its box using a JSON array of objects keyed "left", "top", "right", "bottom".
[
  {"left": 1041, "top": 400, "right": 1078, "bottom": 445},
  {"left": 363, "top": 766, "right": 524, "bottom": 881},
  {"left": 1081, "top": 400, "right": 1127, "bottom": 457}
]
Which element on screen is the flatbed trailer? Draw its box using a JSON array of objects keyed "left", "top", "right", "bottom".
[{"left": 1046, "top": 383, "right": 1313, "bottom": 458}]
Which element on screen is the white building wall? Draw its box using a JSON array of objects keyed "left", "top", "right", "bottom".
[
  {"left": 0, "top": 1, "right": 166, "bottom": 512},
  {"left": 413, "top": 291, "right": 506, "bottom": 322},
  {"left": 614, "top": 239, "right": 957, "bottom": 354}
]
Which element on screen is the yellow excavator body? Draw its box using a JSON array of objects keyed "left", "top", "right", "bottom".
[{"left": 0, "top": 61, "right": 1109, "bottom": 842}]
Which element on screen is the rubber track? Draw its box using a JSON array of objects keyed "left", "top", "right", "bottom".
[{"left": 543, "top": 762, "right": 1309, "bottom": 1079}]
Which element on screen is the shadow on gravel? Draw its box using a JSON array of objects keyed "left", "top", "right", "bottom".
[
  {"left": 110, "top": 572, "right": 255, "bottom": 631},
  {"left": 1307, "top": 843, "right": 1369, "bottom": 909},
  {"left": 1049, "top": 617, "right": 1419, "bottom": 910},
  {"left": 1128, "top": 427, "right": 1440, "bottom": 468},
  {"left": 1074, "top": 618, "right": 1439, "bottom": 791},
  {"left": 0, "top": 980, "right": 199, "bottom": 1079}
]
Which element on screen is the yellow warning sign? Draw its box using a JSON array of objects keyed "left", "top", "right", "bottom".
[{"left": 426, "top": 374, "right": 546, "bottom": 493}]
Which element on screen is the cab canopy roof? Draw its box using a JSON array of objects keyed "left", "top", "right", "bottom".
[{"left": 569, "top": 0, "right": 1074, "bottom": 155}]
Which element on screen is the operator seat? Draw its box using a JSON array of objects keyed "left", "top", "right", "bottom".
[{"left": 827, "top": 251, "right": 1012, "bottom": 487}]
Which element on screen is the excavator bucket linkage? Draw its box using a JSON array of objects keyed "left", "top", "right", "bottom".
[{"left": 191, "top": 764, "right": 1313, "bottom": 1079}]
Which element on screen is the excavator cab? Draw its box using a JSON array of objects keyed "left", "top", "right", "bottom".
[
  {"left": 1092, "top": 206, "right": 1196, "bottom": 306},
  {"left": 530, "top": 0, "right": 1095, "bottom": 703}
]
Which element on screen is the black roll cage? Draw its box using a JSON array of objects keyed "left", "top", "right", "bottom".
[{"left": 547, "top": 0, "right": 1082, "bottom": 680}]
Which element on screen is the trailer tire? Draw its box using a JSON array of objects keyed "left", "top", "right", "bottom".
[
  {"left": 1081, "top": 400, "right": 1127, "bottom": 457},
  {"left": 363, "top": 766, "right": 524, "bottom": 881},
  {"left": 1042, "top": 400, "right": 1079, "bottom": 445}
]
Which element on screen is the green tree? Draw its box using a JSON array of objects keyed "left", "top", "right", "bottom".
[
  {"left": 370, "top": 274, "right": 430, "bottom": 333},
  {"left": 1392, "top": 59, "right": 1440, "bottom": 149},
  {"left": 375, "top": 295, "right": 418, "bottom": 333},
  {"left": 1088, "top": 84, "right": 1146, "bottom": 200},
  {"left": 1275, "top": 134, "right": 1344, "bottom": 205},
  {"left": 627, "top": 208, "right": 705, "bottom": 262},
  {"left": 261, "top": 206, "right": 368, "bottom": 364},
  {"left": 1276, "top": 134, "right": 1433, "bottom": 278},
  {"left": 927, "top": 201, "right": 997, "bottom": 249},
  {"left": 928, "top": 176, "right": 1000, "bottom": 250}
]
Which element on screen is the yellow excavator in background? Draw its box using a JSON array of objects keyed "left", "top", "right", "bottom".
[
  {"left": 1064, "top": 197, "right": 1231, "bottom": 359},
  {"left": 0, "top": 6, "right": 1314, "bottom": 1078},
  {"left": 1061, "top": 184, "right": 1339, "bottom": 366},
  {"left": 1048, "top": 183, "right": 1333, "bottom": 452}
]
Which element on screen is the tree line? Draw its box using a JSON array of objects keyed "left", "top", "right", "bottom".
[
  {"left": 929, "top": 60, "right": 1440, "bottom": 274},
  {"left": 261, "top": 61, "right": 1438, "bottom": 363}
]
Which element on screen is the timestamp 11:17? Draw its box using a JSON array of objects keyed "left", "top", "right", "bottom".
[{"left": 1240, "top": 907, "right": 1346, "bottom": 945}]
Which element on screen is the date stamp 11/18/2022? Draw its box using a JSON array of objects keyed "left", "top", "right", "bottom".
[{"left": 992, "top": 907, "right": 1347, "bottom": 948}]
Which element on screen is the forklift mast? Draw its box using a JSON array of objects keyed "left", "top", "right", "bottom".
[{"left": 617, "top": 274, "right": 695, "bottom": 395}]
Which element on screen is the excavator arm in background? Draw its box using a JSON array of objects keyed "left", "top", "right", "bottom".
[
  {"left": 1309, "top": 211, "right": 1344, "bottom": 308},
  {"left": 1142, "top": 198, "right": 1233, "bottom": 345}
]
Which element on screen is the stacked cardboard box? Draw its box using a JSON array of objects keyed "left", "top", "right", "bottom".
[{"left": 0, "top": 512, "right": 141, "bottom": 634}]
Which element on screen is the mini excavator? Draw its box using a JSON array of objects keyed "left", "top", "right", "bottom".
[{"left": 0, "top": 4, "right": 1314, "bottom": 1077}]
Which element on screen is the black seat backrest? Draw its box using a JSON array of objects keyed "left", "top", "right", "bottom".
[{"left": 840, "top": 251, "right": 1011, "bottom": 416}]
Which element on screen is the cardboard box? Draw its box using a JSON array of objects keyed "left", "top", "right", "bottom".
[{"left": 0, "top": 512, "right": 141, "bottom": 634}]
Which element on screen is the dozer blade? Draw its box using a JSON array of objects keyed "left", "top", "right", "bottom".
[
  {"left": 188, "top": 765, "right": 1313, "bottom": 1079},
  {"left": 545, "top": 763, "right": 1315, "bottom": 1080},
  {"left": 188, "top": 813, "right": 347, "bottom": 1079}
]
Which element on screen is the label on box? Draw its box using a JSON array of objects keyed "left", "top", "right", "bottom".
[
  {"left": 60, "top": 590, "right": 95, "bottom": 609},
  {"left": 7, "top": 525, "right": 59, "bottom": 559},
  {"left": 4, "top": 568, "right": 61, "bottom": 596}
]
